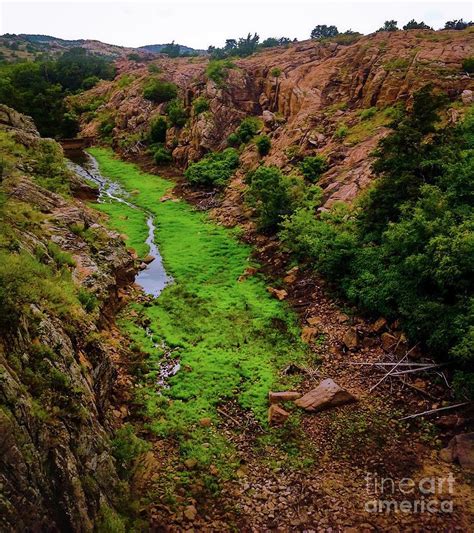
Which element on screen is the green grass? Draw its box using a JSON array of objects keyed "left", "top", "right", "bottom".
[{"left": 88, "top": 148, "right": 308, "bottom": 459}]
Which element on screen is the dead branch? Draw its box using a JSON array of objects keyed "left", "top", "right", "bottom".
[{"left": 400, "top": 402, "right": 471, "bottom": 421}]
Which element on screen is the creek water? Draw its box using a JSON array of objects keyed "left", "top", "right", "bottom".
[{"left": 67, "top": 151, "right": 172, "bottom": 298}]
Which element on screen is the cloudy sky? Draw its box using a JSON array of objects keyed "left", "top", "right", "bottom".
[{"left": 1, "top": 0, "right": 472, "bottom": 49}]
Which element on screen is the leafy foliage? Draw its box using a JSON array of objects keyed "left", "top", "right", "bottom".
[
  {"left": 166, "top": 98, "right": 187, "bottom": 127},
  {"left": 255, "top": 135, "right": 271, "bottom": 156},
  {"left": 152, "top": 145, "right": 173, "bottom": 165},
  {"left": 143, "top": 79, "right": 178, "bottom": 103},
  {"left": 148, "top": 115, "right": 167, "bottom": 144},
  {"left": 281, "top": 87, "right": 474, "bottom": 368},
  {"left": 378, "top": 20, "right": 399, "bottom": 32},
  {"left": 184, "top": 148, "right": 239, "bottom": 187},
  {"left": 403, "top": 19, "right": 432, "bottom": 30},
  {"left": 234, "top": 116, "right": 261, "bottom": 144},
  {"left": 444, "top": 19, "right": 473, "bottom": 30},
  {"left": 192, "top": 96, "right": 210, "bottom": 115},
  {"left": 205, "top": 59, "right": 234, "bottom": 86},
  {"left": 462, "top": 57, "right": 474, "bottom": 74},
  {"left": 310, "top": 25, "right": 339, "bottom": 39},
  {"left": 298, "top": 155, "right": 328, "bottom": 182}
]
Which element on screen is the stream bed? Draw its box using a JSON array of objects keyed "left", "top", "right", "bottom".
[{"left": 68, "top": 151, "right": 172, "bottom": 298}]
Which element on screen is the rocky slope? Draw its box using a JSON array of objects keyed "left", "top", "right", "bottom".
[
  {"left": 77, "top": 27, "right": 474, "bottom": 211},
  {"left": 0, "top": 105, "right": 136, "bottom": 531}
]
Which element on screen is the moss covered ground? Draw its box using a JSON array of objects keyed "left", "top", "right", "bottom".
[{"left": 88, "top": 148, "right": 309, "bottom": 472}]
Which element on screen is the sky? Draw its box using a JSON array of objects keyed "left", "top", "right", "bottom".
[{"left": 0, "top": 0, "right": 472, "bottom": 49}]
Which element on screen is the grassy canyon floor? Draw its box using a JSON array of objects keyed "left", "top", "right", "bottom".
[{"left": 89, "top": 149, "right": 474, "bottom": 531}]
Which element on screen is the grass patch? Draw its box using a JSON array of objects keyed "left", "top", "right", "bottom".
[{"left": 88, "top": 148, "right": 309, "bottom": 457}]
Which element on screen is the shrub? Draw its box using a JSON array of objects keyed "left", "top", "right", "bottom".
[
  {"left": 298, "top": 155, "right": 328, "bottom": 182},
  {"left": 311, "top": 25, "right": 339, "bottom": 39},
  {"left": 99, "top": 117, "right": 115, "bottom": 138},
  {"left": 377, "top": 20, "right": 399, "bottom": 32},
  {"left": 206, "top": 59, "right": 234, "bottom": 86},
  {"left": 143, "top": 79, "right": 178, "bottom": 103},
  {"left": 153, "top": 145, "right": 173, "bottom": 165},
  {"left": 166, "top": 99, "right": 187, "bottom": 127},
  {"left": 148, "top": 115, "right": 167, "bottom": 143},
  {"left": 184, "top": 148, "right": 239, "bottom": 187},
  {"left": 77, "top": 287, "right": 98, "bottom": 312},
  {"left": 335, "top": 125, "right": 348, "bottom": 139},
  {"left": 255, "top": 135, "right": 271, "bottom": 156},
  {"left": 359, "top": 107, "right": 377, "bottom": 120},
  {"left": 462, "top": 57, "right": 474, "bottom": 73},
  {"left": 81, "top": 75, "right": 99, "bottom": 90},
  {"left": 227, "top": 132, "right": 240, "bottom": 147},
  {"left": 246, "top": 166, "right": 315, "bottom": 232},
  {"left": 403, "top": 19, "right": 432, "bottom": 30},
  {"left": 112, "top": 423, "right": 150, "bottom": 478},
  {"left": 270, "top": 67, "right": 282, "bottom": 78},
  {"left": 235, "top": 117, "right": 261, "bottom": 143},
  {"left": 192, "top": 96, "right": 210, "bottom": 115}
]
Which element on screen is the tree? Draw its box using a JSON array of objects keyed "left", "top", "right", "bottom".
[
  {"left": 377, "top": 20, "right": 399, "bottom": 32},
  {"left": 161, "top": 42, "right": 181, "bottom": 58},
  {"left": 444, "top": 19, "right": 473, "bottom": 30},
  {"left": 403, "top": 19, "right": 432, "bottom": 30},
  {"left": 310, "top": 25, "right": 339, "bottom": 39},
  {"left": 143, "top": 79, "right": 178, "bottom": 103}
]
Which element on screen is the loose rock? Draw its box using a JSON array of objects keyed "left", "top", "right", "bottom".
[
  {"left": 268, "top": 391, "right": 301, "bottom": 404},
  {"left": 294, "top": 379, "right": 356, "bottom": 412},
  {"left": 268, "top": 404, "right": 290, "bottom": 425}
]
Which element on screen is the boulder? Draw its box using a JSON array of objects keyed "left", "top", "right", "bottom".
[
  {"left": 381, "top": 332, "right": 397, "bottom": 351},
  {"left": 301, "top": 326, "right": 319, "bottom": 343},
  {"left": 262, "top": 109, "right": 276, "bottom": 126},
  {"left": 294, "top": 379, "right": 356, "bottom": 412},
  {"left": 268, "top": 404, "right": 290, "bottom": 425},
  {"left": 461, "top": 89, "right": 473, "bottom": 105},
  {"left": 267, "top": 287, "right": 288, "bottom": 300},
  {"left": 268, "top": 391, "right": 301, "bottom": 404},
  {"left": 343, "top": 328, "right": 359, "bottom": 350},
  {"left": 447, "top": 433, "right": 474, "bottom": 472},
  {"left": 372, "top": 317, "right": 387, "bottom": 333}
]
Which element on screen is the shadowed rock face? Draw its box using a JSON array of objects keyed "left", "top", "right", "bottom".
[
  {"left": 0, "top": 107, "right": 136, "bottom": 531},
  {"left": 80, "top": 29, "right": 474, "bottom": 210}
]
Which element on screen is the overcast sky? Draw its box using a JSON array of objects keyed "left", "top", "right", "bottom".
[{"left": 1, "top": 0, "right": 472, "bottom": 49}]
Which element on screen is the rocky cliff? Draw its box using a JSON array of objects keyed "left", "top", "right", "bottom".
[
  {"left": 76, "top": 28, "right": 474, "bottom": 210},
  {"left": 0, "top": 105, "right": 136, "bottom": 531}
]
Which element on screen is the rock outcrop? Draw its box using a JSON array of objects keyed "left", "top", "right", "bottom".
[{"left": 0, "top": 107, "right": 136, "bottom": 531}]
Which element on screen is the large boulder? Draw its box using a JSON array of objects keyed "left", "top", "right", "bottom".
[{"left": 294, "top": 379, "right": 357, "bottom": 412}]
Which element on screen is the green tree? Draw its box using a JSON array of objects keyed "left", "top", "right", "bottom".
[
  {"left": 310, "top": 25, "right": 339, "bottom": 39},
  {"left": 403, "top": 19, "right": 432, "bottom": 30},
  {"left": 377, "top": 20, "right": 399, "bottom": 32},
  {"left": 143, "top": 79, "right": 178, "bottom": 103}
]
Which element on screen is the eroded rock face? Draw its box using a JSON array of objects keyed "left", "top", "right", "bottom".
[
  {"left": 0, "top": 108, "right": 136, "bottom": 531},
  {"left": 81, "top": 30, "right": 474, "bottom": 212},
  {"left": 294, "top": 379, "right": 356, "bottom": 412}
]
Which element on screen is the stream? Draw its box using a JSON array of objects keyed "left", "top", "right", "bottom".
[{"left": 67, "top": 151, "right": 172, "bottom": 298}]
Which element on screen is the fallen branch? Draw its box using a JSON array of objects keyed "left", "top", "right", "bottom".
[
  {"left": 390, "top": 364, "right": 446, "bottom": 376},
  {"left": 217, "top": 407, "right": 241, "bottom": 427},
  {"left": 369, "top": 343, "right": 420, "bottom": 392},
  {"left": 400, "top": 402, "right": 471, "bottom": 421},
  {"left": 349, "top": 362, "right": 434, "bottom": 367}
]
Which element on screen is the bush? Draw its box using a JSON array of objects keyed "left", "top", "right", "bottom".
[
  {"left": 462, "top": 57, "right": 474, "bottom": 73},
  {"left": 403, "top": 19, "right": 432, "bottom": 30},
  {"left": 377, "top": 20, "right": 399, "bottom": 32},
  {"left": 143, "top": 79, "right": 178, "bottom": 103},
  {"left": 311, "top": 25, "right": 339, "bottom": 39},
  {"left": 335, "top": 125, "right": 348, "bottom": 139},
  {"left": 227, "top": 132, "right": 240, "bottom": 147},
  {"left": 77, "top": 287, "right": 98, "bottom": 312},
  {"left": 235, "top": 117, "right": 261, "bottom": 144},
  {"left": 359, "top": 107, "right": 377, "bottom": 120},
  {"left": 192, "top": 96, "right": 210, "bottom": 115},
  {"left": 153, "top": 145, "right": 173, "bottom": 165},
  {"left": 166, "top": 99, "right": 187, "bottom": 127},
  {"left": 112, "top": 423, "right": 150, "bottom": 478},
  {"left": 255, "top": 135, "right": 271, "bottom": 156},
  {"left": 246, "top": 166, "right": 316, "bottom": 232},
  {"left": 206, "top": 59, "right": 234, "bottom": 86},
  {"left": 298, "top": 155, "right": 328, "bottom": 182},
  {"left": 270, "top": 67, "right": 282, "bottom": 78},
  {"left": 184, "top": 148, "right": 239, "bottom": 187},
  {"left": 148, "top": 115, "right": 167, "bottom": 143}
]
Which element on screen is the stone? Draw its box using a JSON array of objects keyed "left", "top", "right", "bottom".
[
  {"left": 268, "top": 391, "right": 301, "bottom": 404},
  {"left": 283, "top": 272, "right": 297, "bottom": 284},
  {"left": 342, "top": 328, "right": 359, "bottom": 350},
  {"left": 184, "top": 505, "right": 197, "bottom": 521},
  {"left": 307, "top": 316, "right": 322, "bottom": 328},
  {"left": 268, "top": 404, "right": 290, "bottom": 425},
  {"left": 294, "top": 379, "right": 356, "bottom": 412},
  {"left": 199, "top": 418, "right": 212, "bottom": 427},
  {"left": 267, "top": 287, "right": 288, "bottom": 300},
  {"left": 439, "top": 447, "right": 454, "bottom": 463},
  {"left": 301, "top": 326, "right": 319, "bottom": 343},
  {"left": 372, "top": 317, "right": 387, "bottom": 333},
  {"left": 262, "top": 109, "right": 276, "bottom": 126},
  {"left": 381, "top": 332, "right": 397, "bottom": 351},
  {"left": 448, "top": 433, "right": 474, "bottom": 472},
  {"left": 461, "top": 89, "right": 473, "bottom": 105},
  {"left": 142, "top": 255, "right": 155, "bottom": 264},
  {"left": 184, "top": 458, "right": 198, "bottom": 469}
]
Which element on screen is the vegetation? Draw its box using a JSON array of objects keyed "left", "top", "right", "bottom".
[
  {"left": 444, "top": 19, "right": 473, "bottom": 30},
  {"left": 184, "top": 148, "right": 239, "bottom": 187},
  {"left": 462, "top": 57, "right": 474, "bottom": 73},
  {"left": 143, "top": 79, "right": 178, "bottom": 103},
  {"left": 403, "top": 19, "right": 432, "bottom": 30},
  {"left": 0, "top": 47, "right": 115, "bottom": 137},
  {"left": 228, "top": 116, "right": 262, "bottom": 146},
  {"left": 378, "top": 20, "right": 399, "bottom": 32},
  {"left": 192, "top": 96, "right": 210, "bottom": 115},
  {"left": 166, "top": 98, "right": 187, "bottom": 127},
  {"left": 148, "top": 115, "right": 167, "bottom": 144},
  {"left": 152, "top": 145, "right": 173, "bottom": 165},
  {"left": 255, "top": 134, "right": 271, "bottom": 156},
  {"left": 310, "top": 25, "right": 339, "bottom": 40},
  {"left": 298, "top": 155, "right": 328, "bottom": 182},
  {"left": 87, "top": 148, "right": 308, "bottom": 474},
  {"left": 246, "top": 165, "right": 320, "bottom": 232},
  {"left": 280, "top": 87, "right": 474, "bottom": 380},
  {"left": 205, "top": 59, "right": 234, "bottom": 86}
]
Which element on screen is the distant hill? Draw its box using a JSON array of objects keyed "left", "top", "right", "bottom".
[{"left": 139, "top": 43, "right": 207, "bottom": 55}]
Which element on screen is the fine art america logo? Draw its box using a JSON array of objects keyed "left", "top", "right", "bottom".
[{"left": 364, "top": 472, "right": 455, "bottom": 514}]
